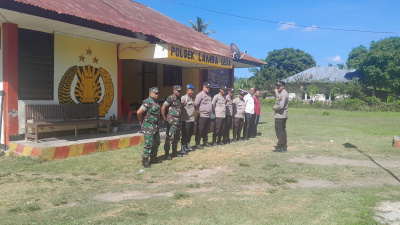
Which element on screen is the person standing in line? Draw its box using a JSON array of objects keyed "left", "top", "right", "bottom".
[
  {"left": 273, "top": 81, "right": 289, "bottom": 152},
  {"left": 212, "top": 85, "right": 227, "bottom": 146},
  {"left": 223, "top": 88, "right": 234, "bottom": 144},
  {"left": 243, "top": 87, "right": 255, "bottom": 140},
  {"left": 253, "top": 90, "right": 261, "bottom": 137},
  {"left": 232, "top": 90, "right": 246, "bottom": 142},
  {"left": 136, "top": 87, "right": 161, "bottom": 168},
  {"left": 180, "top": 84, "right": 195, "bottom": 153},
  {"left": 194, "top": 82, "right": 213, "bottom": 149},
  {"left": 162, "top": 85, "right": 184, "bottom": 160}
]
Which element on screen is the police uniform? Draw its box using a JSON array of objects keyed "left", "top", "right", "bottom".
[
  {"left": 232, "top": 91, "right": 246, "bottom": 142},
  {"left": 181, "top": 84, "right": 195, "bottom": 152},
  {"left": 194, "top": 82, "right": 213, "bottom": 149},
  {"left": 223, "top": 88, "right": 234, "bottom": 144},
  {"left": 212, "top": 85, "right": 227, "bottom": 145},
  {"left": 164, "top": 85, "right": 182, "bottom": 159},
  {"left": 273, "top": 81, "right": 289, "bottom": 152},
  {"left": 140, "top": 87, "right": 161, "bottom": 167}
]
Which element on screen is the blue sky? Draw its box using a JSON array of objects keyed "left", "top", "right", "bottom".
[{"left": 134, "top": 0, "right": 400, "bottom": 78}]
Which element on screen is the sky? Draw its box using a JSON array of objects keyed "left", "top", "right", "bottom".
[{"left": 134, "top": 0, "right": 400, "bottom": 78}]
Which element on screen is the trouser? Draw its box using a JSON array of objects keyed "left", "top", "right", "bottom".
[
  {"left": 212, "top": 117, "right": 225, "bottom": 144},
  {"left": 243, "top": 113, "right": 255, "bottom": 139},
  {"left": 233, "top": 117, "right": 244, "bottom": 140},
  {"left": 195, "top": 117, "right": 211, "bottom": 145},
  {"left": 252, "top": 114, "right": 260, "bottom": 136},
  {"left": 181, "top": 121, "right": 194, "bottom": 146},
  {"left": 164, "top": 122, "right": 181, "bottom": 154},
  {"left": 142, "top": 129, "right": 160, "bottom": 158},
  {"left": 275, "top": 118, "right": 288, "bottom": 146},
  {"left": 223, "top": 115, "right": 232, "bottom": 143}
]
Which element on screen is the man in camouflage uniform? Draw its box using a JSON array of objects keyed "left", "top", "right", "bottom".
[
  {"left": 223, "top": 88, "right": 234, "bottom": 144},
  {"left": 162, "top": 85, "right": 183, "bottom": 160},
  {"left": 137, "top": 87, "right": 161, "bottom": 168},
  {"left": 212, "top": 85, "right": 227, "bottom": 146}
]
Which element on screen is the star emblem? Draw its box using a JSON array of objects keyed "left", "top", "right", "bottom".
[
  {"left": 86, "top": 47, "right": 92, "bottom": 55},
  {"left": 93, "top": 57, "right": 99, "bottom": 64},
  {"left": 79, "top": 54, "right": 85, "bottom": 62}
]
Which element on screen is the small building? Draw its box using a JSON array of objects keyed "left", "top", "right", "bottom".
[{"left": 0, "top": 0, "right": 264, "bottom": 149}]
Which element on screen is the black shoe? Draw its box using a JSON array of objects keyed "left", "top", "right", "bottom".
[
  {"left": 196, "top": 144, "right": 204, "bottom": 150},
  {"left": 204, "top": 143, "right": 212, "bottom": 148},
  {"left": 166, "top": 155, "right": 172, "bottom": 160},
  {"left": 142, "top": 157, "right": 151, "bottom": 168},
  {"left": 245, "top": 138, "right": 250, "bottom": 141},
  {"left": 180, "top": 145, "right": 189, "bottom": 155},
  {"left": 232, "top": 138, "right": 237, "bottom": 143},
  {"left": 213, "top": 142, "right": 218, "bottom": 146},
  {"left": 172, "top": 151, "right": 183, "bottom": 158},
  {"left": 186, "top": 144, "right": 194, "bottom": 151},
  {"left": 219, "top": 142, "right": 225, "bottom": 146},
  {"left": 149, "top": 157, "right": 162, "bottom": 164}
]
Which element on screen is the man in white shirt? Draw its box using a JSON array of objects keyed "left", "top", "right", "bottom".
[{"left": 243, "top": 87, "right": 255, "bottom": 140}]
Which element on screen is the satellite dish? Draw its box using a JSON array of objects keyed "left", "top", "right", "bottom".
[{"left": 230, "top": 43, "right": 241, "bottom": 59}]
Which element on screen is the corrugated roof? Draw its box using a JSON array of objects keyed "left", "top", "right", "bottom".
[
  {"left": 285, "top": 67, "right": 361, "bottom": 83},
  {"left": 11, "top": 0, "right": 264, "bottom": 65}
]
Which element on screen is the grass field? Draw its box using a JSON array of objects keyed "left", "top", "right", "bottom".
[{"left": 0, "top": 107, "right": 399, "bottom": 224}]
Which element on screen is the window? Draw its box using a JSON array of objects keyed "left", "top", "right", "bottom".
[
  {"left": 163, "top": 65, "right": 182, "bottom": 86},
  {"left": 18, "top": 29, "right": 54, "bottom": 100}
]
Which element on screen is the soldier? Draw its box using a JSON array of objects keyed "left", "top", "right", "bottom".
[
  {"left": 212, "top": 85, "right": 227, "bottom": 146},
  {"left": 181, "top": 84, "right": 195, "bottom": 152},
  {"left": 137, "top": 87, "right": 161, "bottom": 168},
  {"left": 273, "top": 81, "right": 289, "bottom": 152},
  {"left": 243, "top": 87, "right": 255, "bottom": 140},
  {"left": 223, "top": 88, "right": 234, "bottom": 144},
  {"left": 194, "top": 82, "right": 213, "bottom": 149},
  {"left": 162, "top": 85, "right": 183, "bottom": 160},
  {"left": 232, "top": 90, "right": 246, "bottom": 142}
]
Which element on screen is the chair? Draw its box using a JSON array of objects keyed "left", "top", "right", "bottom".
[{"left": 121, "top": 97, "right": 137, "bottom": 124}]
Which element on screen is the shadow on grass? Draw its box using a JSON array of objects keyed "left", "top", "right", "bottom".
[{"left": 343, "top": 143, "right": 400, "bottom": 183}]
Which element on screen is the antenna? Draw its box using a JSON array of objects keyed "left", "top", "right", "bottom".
[{"left": 230, "top": 43, "right": 241, "bottom": 59}]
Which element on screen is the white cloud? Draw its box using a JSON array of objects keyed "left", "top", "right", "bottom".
[
  {"left": 325, "top": 55, "right": 343, "bottom": 62},
  {"left": 303, "top": 25, "right": 317, "bottom": 32},
  {"left": 278, "top": 22, "right": 297, "bottom": 31}
]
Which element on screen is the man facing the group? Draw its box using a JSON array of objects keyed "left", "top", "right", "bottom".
[{"left": 273, "top": 81, "right": 289, "bottom": 152}]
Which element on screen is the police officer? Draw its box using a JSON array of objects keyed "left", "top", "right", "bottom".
[
  {"left": 223, "top": 88, "right": 234, "bottom": 144},
  {"left": 232, "top": 90, "right": 246, "bottom": 142},
  {"left": 273, "top": 81, "right": 289, "bottom": 152},
  {"left": 162, "top": 85, "right": 183, "bottom": 160},
  {"left": 212, "top": 85, "right": 227, "bottom": 146},
  {"left": 181, "top": 84, "right": 195, "bottom": 152},
  {"left": 194, "top": 82, "right": 213, "bottom": 149},
  {"left": 137, "top": 87, "right": 161, "bottom": 168}
]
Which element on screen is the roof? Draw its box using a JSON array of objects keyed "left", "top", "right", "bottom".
[
  {"left": 2, "top": 0, "right": 264, "bottom": 66},
  {"left": 285, "top": 67, "right": 362, "bottom": 83}
]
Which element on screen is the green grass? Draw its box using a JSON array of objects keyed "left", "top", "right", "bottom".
[{"left": 0, "top": 107, "right": 399, "bottom": 224}]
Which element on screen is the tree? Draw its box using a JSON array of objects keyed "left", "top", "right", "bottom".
[
  {"left": 250, "top": 48, "right": 316, "bottom": 90},
  {"left": 347, "top": 37, "right": 400, "bottom": 96},
  {"left": 188, "top": 17, "right": 216, "bottom": 35}
]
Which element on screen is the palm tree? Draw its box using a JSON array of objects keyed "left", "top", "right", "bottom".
[{"left": 188, "top": 17, "right": 216, "bottom": 35}]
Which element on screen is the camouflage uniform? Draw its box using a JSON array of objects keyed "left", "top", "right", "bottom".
[
  {"left": 164, "top": 86, "right": 182, "bottom": 157},
  {"left": 140, "top": 93, "right": 161, "bottom": 158}
]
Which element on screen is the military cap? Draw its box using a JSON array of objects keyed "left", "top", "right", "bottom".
[
  {"left": 186, "top": 84, "right": 195, "bottom": 89},
  {"left": 228, "top": 88, "right": 234, "bottom": 93},
  {"left": 173, "top": 85, "right": 182, "bottom": 91},
  {"left": 276, "top": 81, "right": 286, "bottom": 87},
  {"left": 238, "top": 90, "right": 247, "bottom": 95},
  {"left": 219, "top": 85, "right": 227, "bottom": 90},
  {"left": 149, "top": 87, "right": 159, "bottom": 93},
  {"left": 203, "top": 82, "right": 211, "bottom": 88}
]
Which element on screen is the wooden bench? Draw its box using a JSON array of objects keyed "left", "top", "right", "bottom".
[{"left": 25, "top": 104, "right": 110, "bottom": 143}]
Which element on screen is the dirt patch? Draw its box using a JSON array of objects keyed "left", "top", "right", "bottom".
[
  {"left": 94, "top": 191, "right": 174, "bottom": 202},
  {"left": 375, "top": 201, "right": 400, "bottom": 225},
  {"left": 288, "top": 155, "right": 400, "bottom": 168},
  {"left": 289, "top": 178, "right": 400, "bottom": 189}
]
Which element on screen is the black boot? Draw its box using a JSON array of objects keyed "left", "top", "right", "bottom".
[
  {"left": 142, "top": 157, "right": 151, "bottom": 168},
  {"left": 196, "top": 143, "right": 204, "bottom": 150},
  {"left": 180, "top": 145, "right": 188, "bottom": 155},
  {"left": 203, "top": 142, "right": 212, "bottom": 147},
  {"left": 165, "top": 150, "right": 172, "bottom": 160},
  {"left": 149, "top": 156, "right": 162, "bottom": 164},
  {"left": 172, "top": 149, "right": 183, "bottom": 158}
]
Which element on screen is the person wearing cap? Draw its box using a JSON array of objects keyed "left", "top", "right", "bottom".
[
  {"left": 137, "top": 87, "right": 161, "bottom": 168},
  {"left": 212, "top": 85, "right": 227, "bottom": 146},
  {"left": 180, "top": 84, "right": 195, "bottom": 153},
  {"left": 252, "top": 90, "right": 261, "bottom": 137},
  {"left": 232, "top": 90, "right": 246, "bottom": 142},
  {"left": 223, "top": 88, "right": 234, "bottom": 144},
  {"left": 273, "top": 81, "right": 289, "bottom": 152},
  {"left": 162, "top": 85, "right": 183, "bottom": 160},
  {"left": 194, "top": 82, "right": 213, "bottom": 149},
  {"left": 243, "top": 87, "right": 255, "bottom": 140}
]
